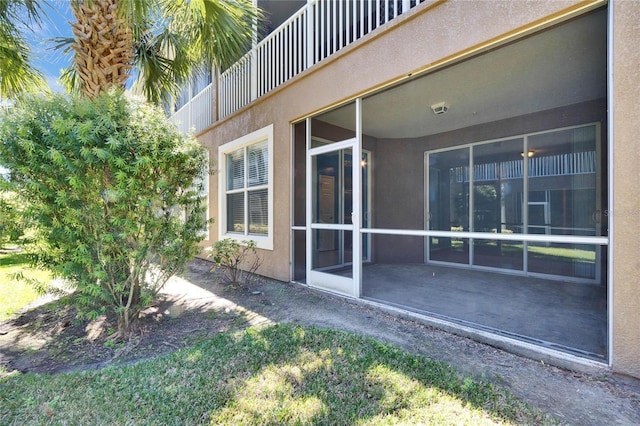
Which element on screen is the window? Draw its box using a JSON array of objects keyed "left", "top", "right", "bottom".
[
  {"left": 425, "top": 123, "right": 604, "bottom": 281},
  {"left": 219, "top": 125, "right": 273, "bottom": 249}
]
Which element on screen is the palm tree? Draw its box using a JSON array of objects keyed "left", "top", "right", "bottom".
[
  {"left": 0, "top": 0, "right": 47, "bottom": 98},
  {"left": 3, "top": 0, "right": 260, "bottom": 104},
  {"left": 68, "top": 0, "right": 259, "bottom": 104}
]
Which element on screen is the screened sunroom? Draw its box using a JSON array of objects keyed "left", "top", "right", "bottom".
[{"left": 291, "top": 8, "right": 608, "bottom": 361}]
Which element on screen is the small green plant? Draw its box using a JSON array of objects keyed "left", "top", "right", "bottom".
[
  {"left": 206, "top": 239, "right": 262, "bottom": 286},
  {"left": 103, "top": 340, "right": 118, "bottom": 349}
]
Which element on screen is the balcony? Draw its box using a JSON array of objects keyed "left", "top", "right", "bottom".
[{"left": 170, "top": 0, "right": 428, "bottom": 134}]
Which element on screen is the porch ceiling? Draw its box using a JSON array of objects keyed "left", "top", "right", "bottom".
[{"left": 321, "top": 9, "right": 607, "bottom": 139}]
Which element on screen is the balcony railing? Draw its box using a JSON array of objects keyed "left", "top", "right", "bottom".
[
  {"left": 171, "top": 83, "right": 213, "bottom": 135},
  {"left": 453, "top": 151, "right": 597, "bottom": 183},
  {"left": 172, "top": 0, "right": 427, "bottom": 131}
]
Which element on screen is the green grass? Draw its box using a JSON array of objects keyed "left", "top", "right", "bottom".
[
  {"left": 0, "top": 252, "right": 50, "bottom": 321},
  {"left": 526, "top": 244, "right": 595, "bottom": 262},
  {"left": 434, "top": 240, "right": 595, "bottom": 263},
  {"left": 487, "top": 243, "right": 595, "bottom": 263},
  {"left": 0, "top": 324, "right": 550, "bottom": 425}
]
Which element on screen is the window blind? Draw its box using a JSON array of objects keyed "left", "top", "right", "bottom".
[
  {"left": 247, "top": 140, "right": 268, "bottom": 187},
  {"left": 248, "top": 189, "right": 268, "bottom": 235},
  {"left": 227, "top": 192, "right": 245, "bottom": 233},
  {"left": 227, "top": 148, "right": 245, "bottom": 191}
]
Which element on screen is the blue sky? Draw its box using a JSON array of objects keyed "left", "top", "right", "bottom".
[
  {"left": 0, "top": 2, "right": 72, "bottom": 175},
  {"left": 27, "top": 1, "right": 74, "bottom": 92}
]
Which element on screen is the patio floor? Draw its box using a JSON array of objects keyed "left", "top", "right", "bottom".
[{"left": 356, "top": 263, "right": 607, "bottom": 360}]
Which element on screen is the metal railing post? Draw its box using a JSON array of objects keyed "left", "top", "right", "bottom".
[
  {"left": 306, "top": 0, "right": 315, "bottom": 68},
  {"left": 402, "top": 0, "right": 411, "bottom": 14},
  {"left": 251, "top": 0, "right": 258, "bottom": 101}
]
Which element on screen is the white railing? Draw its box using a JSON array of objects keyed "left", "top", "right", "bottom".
[
  {"left": 218, "top": 55, "right": 252, "bottom": 120},
  {"left": 529, "top": 151, "right": 596, "bottom": 178},
  {"left": 171, "top": 103, "right": 191, "bottom": 135},
  {"left": 170, "top": 84, "right": 213, "bottom": 135},
  {"left": 256, "top": 5, "right": 308, "bottom": 98},
  {"left": 191, "top": 84, "right": 213, "bottom": 133},
  {"left": 217, "top": 0, "right": 427, "bottom": 119},
  {"left": 453, "top": 151, "right": 597, "bottom": 183}
]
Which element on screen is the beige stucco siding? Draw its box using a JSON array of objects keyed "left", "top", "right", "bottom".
[
  {"left": 199, "top": 0, "right": 604, "bottom": 280},
  {"left": 611, "top": 0, "right": 640, "bottom": 379},
  {"left": 196, "top": 0, "right": 640, "bottom": 378}
]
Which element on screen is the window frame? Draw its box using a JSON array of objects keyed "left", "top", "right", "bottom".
[
  {"left": 218, "top": 124, "right": 274, "bottom": 250},
  {"left": 198, "top": 153, "right": 210, "bottom": 240}
]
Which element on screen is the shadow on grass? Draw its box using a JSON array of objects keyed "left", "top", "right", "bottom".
[
  {"left": 0, "top": 324, "right": 547, "bottom": 425},
  {"left": 0, "top": 264, "right": 275, "bottom": 375},
  {"left": 0, "top": 257, "right": 550, "bottom": 423},
  {"left": 203, "top": 325, "right": 543, "bottom": 425},
  {"left": 0, "top": 252, "right": 30, "bottom": 267}
]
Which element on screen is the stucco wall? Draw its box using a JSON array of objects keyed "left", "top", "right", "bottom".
[
  {"left": 198, "top": 0, "right": 602, "bottom": 280},
  {"left": 611, "top": 0, "right": 640, "bottom": 379},
  {"left": 194, "top": 0, "right": 640, "bottom": 376}
]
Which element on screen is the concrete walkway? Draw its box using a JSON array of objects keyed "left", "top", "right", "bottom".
[{"left": 167, "top": 259, "right": 640, "bottom": 425}]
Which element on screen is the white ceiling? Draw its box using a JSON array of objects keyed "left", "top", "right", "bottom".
[{"left": 318, "top": 9, "right": 607, "bottom": 139}]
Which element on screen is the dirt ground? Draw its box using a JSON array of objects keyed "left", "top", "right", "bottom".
[{"left": 1, "top": 258, "right": 639, "bottom": 425}]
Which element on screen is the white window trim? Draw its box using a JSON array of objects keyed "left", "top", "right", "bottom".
[
  {"left": 201, "top": 152, "right": 210, "bottom": 241},
  {"left": 218, "top": 124, "right": 274, "bottom": 250},
  {"left": 182, "top": 151, "right": 210, "bottom": 240}
]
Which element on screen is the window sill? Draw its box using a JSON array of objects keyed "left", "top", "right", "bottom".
[{"left": 220, "top": 233, "right": 273, "bottom": 251}]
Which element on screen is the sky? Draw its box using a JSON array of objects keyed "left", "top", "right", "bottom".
[
  {"left": 0, "top": 2, "right": 73, "bottom": 175},
  {"left": 27, "top": 1, "right": 74, "bottom": 92}
]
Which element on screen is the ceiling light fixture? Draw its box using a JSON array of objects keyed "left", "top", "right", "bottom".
[{"left": 431, "top": 102, "right": 449, "bottom": 115}]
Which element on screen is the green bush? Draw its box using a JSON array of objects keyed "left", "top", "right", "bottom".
[
  {"left": 207, "top": 238, "right": 262, "bottom": 285},
  {"left": 0, "top": 90, "right": 209, "bottom": 337}
]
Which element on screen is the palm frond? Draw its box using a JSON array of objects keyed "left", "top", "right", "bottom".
[
  {"left": 179, "top": 0, "right": 262, "bottom": 70},
  {"left": 132, "top": 29, "right": 185, "bottom": 105},
  {"left": 54, "top": 0, "right": 261, "bottom": 104},
  {"left": 0, "top": 0, "right": 46, "bottom": 24},
  {"left": 50, "top": 35, "right": 75, "bottom": 53},
  {"left": 129, "top": 0, "right": 261, "bottom": 106},
  {"left": 0, "top": 0, "right": 47, "bottom": 98},
  {"left": 59, "top": 65, "right": 81, "bottom": 96},
  {"left": 115, "top": 0, "right": 156, "bottom": 42}
]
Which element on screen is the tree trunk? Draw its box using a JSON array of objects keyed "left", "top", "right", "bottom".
[
  {"left": 70, "top": 0, "right": 134, "bottom": 98},
  {"left": 116, "top": 308, "right": 131, "bottom": 339},
  {"left": 117, "top": 279, "right": 142, "bottom": 339}
]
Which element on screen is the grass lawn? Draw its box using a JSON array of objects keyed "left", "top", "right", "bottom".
[
  {"left": 0, "top": 252, "right": 50, "bottom": 321},
  {"left": 0, "top": 324, "right": 549, "bottom": 425}
]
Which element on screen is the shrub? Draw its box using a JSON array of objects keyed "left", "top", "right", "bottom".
[
  {"left": 206, "top": 238, "right": 262, "bottom": 286},
  {"left": 0, "top": 91, "right": 209, "bottom": 337}
]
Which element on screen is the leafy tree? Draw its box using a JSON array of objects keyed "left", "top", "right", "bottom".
[
  {"left": 0, "top": 91, "right": 208, "bottom": 337},
  {"left": 0, "top": 0, "right": 259, "bottom": 336}
]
